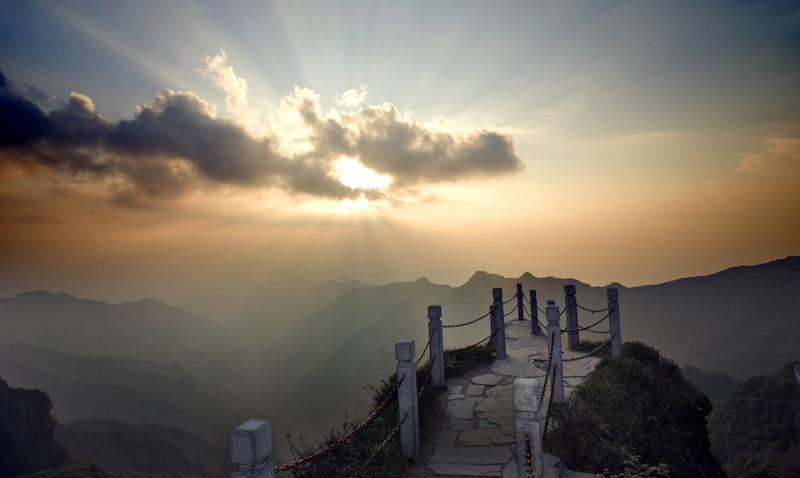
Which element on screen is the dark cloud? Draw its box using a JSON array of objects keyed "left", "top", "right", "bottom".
[{"left": 0, "top": 71, "right": 524, "bottom": 204}]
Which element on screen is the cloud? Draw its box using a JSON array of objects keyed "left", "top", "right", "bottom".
[
  {"left": 197, "top": 48, "right": 263, "bottom": 135},
  {"left": 335, "top": 85, "right": 368, "bottom": 107},
  {"left": 0, "top": 67, "right": 524, "bottom": 206},
  {"left": 737, "top": 138, "right": 800, "bottom": 174}
]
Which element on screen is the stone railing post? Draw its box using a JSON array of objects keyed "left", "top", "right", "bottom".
[
  {"left": 491, "top": 288, "right": 507, "bottom": 359},
  {"left": 546, "top": 300, "right": 564, "bottom": 403},
  {"left": 516, "top": 283, "right": 525, "bottom": 321},
  {"left": 396, "top": 340, "right": 419, "bottom": 460},
  {"left": 428, "top": 305, "right": 445, "bottom": 389},
  {"left": 231, "top": 419, "right": 274, "bottom": 478},
  {"left": 514, "top": 378, "right": 543, "bottom": 478},
  {"left": 530, "top": 290, "right": 541, "bottom": 335},
  {"left": 564, "top": 285, "right": 580, "bottom": 351},
  {"left": 608, "top": 288, "right": 622, "bottom": 357}
]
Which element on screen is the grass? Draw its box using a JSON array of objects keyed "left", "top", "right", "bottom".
[{"left": 285, "top": 344, "right": 496, "bottom": 477}]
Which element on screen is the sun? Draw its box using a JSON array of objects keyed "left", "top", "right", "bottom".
[{"left": 334, "top": 157, "right": 391, "bottom": 190}]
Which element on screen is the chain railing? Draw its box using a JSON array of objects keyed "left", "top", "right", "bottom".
[
  {"left": 525, "top": 434, "right": 534, "bottom": 478},
  {"left": 503, "top": 291, "right": 518, "bottom": 304},
  {"left": 415, "top": 328, "right": 435, "bottom": 364},
  {"left": 560, "top": 309, "right": 613, "bottom": 334},
  {"left": 442, "top": 307, "right": 494, "bottom": 329},
  {"left": 562, "top": 336, "right": 614, "bottom": 363},
  {"left": 576, "top": 303, "right": 608, "bottom": 314},
  {"left": 349, "top": 415, "right": 407, "bottom": 478},
  {"left": 539, "top": 333, "right": 555, "bottom": 406},
  {"left": 275, "top": 377, "right": 404, "bottom": 473},
  {"left": 418, "top": 355, "right": 436, "bottom": 399},
  {"left": 542, "top": 363, "right": 557, "bottom": 446},
  {"left": 504, "top": 302, "right": 518, "bottom": 318}
]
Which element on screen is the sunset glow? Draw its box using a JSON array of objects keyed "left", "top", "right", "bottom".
[{"left": 0, "top": 1, "right": 798, "bottom": 304}]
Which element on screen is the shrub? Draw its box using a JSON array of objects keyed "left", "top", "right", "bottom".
[{"left": 545, "top": 342, "right": 725, "bottom": 478}]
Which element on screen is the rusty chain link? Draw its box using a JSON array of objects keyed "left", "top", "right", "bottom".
[
  {"left": 275, "top": 376, "right": 404, "bottom": 473},
  {"left": 415, "top": 328, "right": 435, "bottom": 364},
  {"left": 525, "top": 434, "right": 534, "bottom": 478},
  {"left": 417, "top": 354, "right": 436, "bottom": 399},
  {"left": 522, "top": 293, "right": 531, "bottom": 305},
  {"left": 503, "top": 291, "right": 518, "bottom": 304},
  {"left": 562, "top": 336, "right": 614, "bottom": 362},
  {"left": 349, "top": 414, "right": 407, "bottom": 478},
  {"left": 539, "top": 332, "right": 555, "bottom": 406},
  {"left": 537, "top": 305, "right": 546, "bottom": 314},
  {"left": 560, "top": 309, "right": 613, "bottom": 334},
  {"left": 559, "top": 307, "right": 567, "bottom": 317},
  {"left": 504, "top": 302, "right": 518, "bottom": 318},
  {"left": 542, "top": 364, "right": 557, "bottom": 447},
  {"left": 442, "top": 307, "right": 494, "bottom": 329},
  {"left": 576, "top": 303, "right": 609, "bottom": 314}
]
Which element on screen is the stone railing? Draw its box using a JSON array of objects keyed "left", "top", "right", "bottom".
[{"left": 231, "top": 285, "right": 622, "bottom": 478}]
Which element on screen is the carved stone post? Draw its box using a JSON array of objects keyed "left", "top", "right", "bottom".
[
  {"left": 428, "top": 305, "right": 445, "bottom": 389},
  {"left": 517, "top": 283, "right": 525, "bottom": 321},
  {"left": 530, "top": 290, "right": 541, "bottom": 335},
  {"left": 231, "top": 419, "right": 274, "bottom": 478},
  {"left": 546, "top": 300, "right": 564, "bottom": 403},
  {"left": 514, "top": 378, "right": 543, "bottom": 478},
  {"left": 564, "top": 285, "right": 580, "bottom": 351},
  {"left": 396, "top": 340, "right": 419, "bottom": 460},
  {"left": 492, "top": 288, "right": 506, "bottom": 359},
  {"left": 608, "top": 288, "right": 622, "bottom": 357}
]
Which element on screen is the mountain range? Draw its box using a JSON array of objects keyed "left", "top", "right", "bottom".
[{"left": 1, "top": 255, "right": 798, "bottom": 463}]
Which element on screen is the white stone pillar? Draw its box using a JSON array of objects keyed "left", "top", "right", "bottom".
[
  {"left": 516, "top": 283, "right": 525, "bottom": 321},
  {"left": 564, "top": 285, "right": 580, "bottom": 351},
  {"left": 231, "top": 419, "right": 274, "bottom": 478},
  {"left": 396, "top": 340, "right": 419, "bottom": 460},
  {"left": 514, "top": 378, "right": 543, "bottom": 478},
  {"left": 492, "top": 288, "right": 507, "bottom": 359},
  {"left": 608, "top": 288, "right": 622, "bottom": 357},
  {"left": 530, "top": 290, "right": 541, "bottom": 335},
  {"left": 428, "top": 305, "right": 445, "bottom": 389},
  {"left": 546, "top": 300, "right": 564, "bottom": 403}
]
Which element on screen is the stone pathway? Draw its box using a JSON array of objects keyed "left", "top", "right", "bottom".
[{"left": 427, "top": 320, "right": 602, "bottom": 478}]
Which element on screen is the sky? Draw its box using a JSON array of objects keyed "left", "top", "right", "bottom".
[{"left": 1, "top": 0, "right": 799, "bottom": 305}]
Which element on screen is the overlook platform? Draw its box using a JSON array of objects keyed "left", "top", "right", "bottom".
[{"left": 426, "top": 320, "right": 601, "bottom": 478}]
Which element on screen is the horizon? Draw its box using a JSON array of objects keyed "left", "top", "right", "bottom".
[{"left": 1, "top": 1, "right": 799, "bottom": 306}]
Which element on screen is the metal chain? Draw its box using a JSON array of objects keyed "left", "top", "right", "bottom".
[
  {"left": 559, "top": 307, "right": 567, "bottom": 317},
  {"left": 562, "top": 336, "right": 614, "bottom": 362},
  {"left": 415, "top": 328, "right": 435, "bottom": 364},
  {"left": 522, "top": 293, "right": 531, "bottom": 305},
  {"left": 560, "top": 309, "right": 613, "bottom": 334},
  {"left": 275, "top": 376, "right": 404, "bottom": 472},
  {"left": 585, "top": 328, "right": 610, "bottom": 334},
  {"left": 504, "top": 302, "right": 518, "bottom": 317},
  {"left": 542, "top": 364, "right": 557, "bottom": 447},
  {"left": 349, "top": 415, "right": 407, "bottom": 478},
  {"left": 442, "top": 307, "right": 494, "bottom": 329},
  {"left": 525, "top": 434, "right": 534, "bottom": 478},
  {"left": 522, "top": 303, "right": 531, "bottom": 318},
  {"left": 539, "top": 333, "right": 555, "bottom": 406},
  {"left": 503, "top": 291, "right": 518, "bottom": 304},
  {"left": 576, "top": 303, "right": 609, "bottom": 314},
  {"left": 418, "top": 354, "right": 435, "bottom": 399},
  {"left": 538, "top": 320, "right": 547, "bottom": 331},
  {"left": 537, "top": 305, "right": 546, "bottom": 314}
]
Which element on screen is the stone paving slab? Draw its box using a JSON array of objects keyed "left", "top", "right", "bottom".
[
  {"left": 428, "top": 462, "right": 503, "bottom": 477},
  {"left": 429, "top": 445, "right": 513, "bottom": 464},
  {"left": 428, "top": 320, "right": 601, "bottom": 478}
]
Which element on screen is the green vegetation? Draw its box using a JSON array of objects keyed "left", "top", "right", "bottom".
[
  {"left": 578, "top": 338, "right": 613, "bottom": 359},
  {"left": 682, "top": 366, "right": 738, "bottom": 411},
  {"left": 545, "top": 342, "right": 725, "bottom": 478},
  {"left": 708, "top": 361, "right": 800, "bottom": 478},
  {"left": 1, "top": 377, "right": 68, "bottom": 476},
  {"left": 286, "top": 345, "right": 495, "bottom": 478}
]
